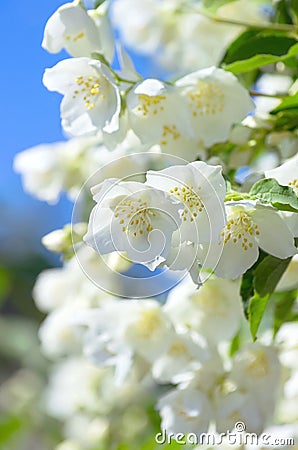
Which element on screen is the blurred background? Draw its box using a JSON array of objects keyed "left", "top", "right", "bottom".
[
  {"left": 1, "top": 1, "right": 74, "bottom": 447},
  {"left": 0, "top": 2, "right": 160, "bottom": 447}
]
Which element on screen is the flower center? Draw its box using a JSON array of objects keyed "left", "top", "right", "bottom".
[
  {"left": 221, "top": 210, "right": 260, "bottom": 250},
  {"left": 73, "top": 75, "right": 107, "bottom": 110},
  {"left": 114, "top": 198, "right": 156, "bottom": 238},
  {"left": 134, "top": 309, "right": 161, "bottom": 338},
  {"left": 169, "top": 185, "right": 204, "bottom": 222},
  {"left": 65, "top": 31, "right": 85, "bottom": 43},
  {"left": 289, "top": 178, "right": 298, "bottom": 194},
  {"left": 137, "top": 94, "right": 166, "bottom": 117},
  {"left": 188, "top": 81, "right": 224, "bottom": 117},
  {"left": 160, "top": 124, "right": 181, "bottom": 146}
]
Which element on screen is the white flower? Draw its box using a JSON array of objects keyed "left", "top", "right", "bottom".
[
  {"left": 175, "top": 67, "right": 255, "bottom": 146},
  {"left": 39, "top": 306, "right": 85, "bottom": 357},
  {"left": 229, "top": 344, "right": 281, "bottom": 416},
  {"left": 78, "top": 299, "right": 174, "bottom": 381},
  {"left": 13, "top": 136, "right": 101, "bottom": 203},
  {"left": 214, "top": 389, "right": 268, "bottom": 435},
  {"left": 33, "top": 251, "right": 107, "bottom": 313},
  {"left": 42, "top": 1, "right": 114, "bottom": 61},
  {"left": 157, "top": 388, "right": 213, "bottom": 436},
  {"left": 43, "top": 57, "right": 121, "bottom": 136},
  {"left": 126, "top": 78, "right": 195, "bottom": 155},
  {"left": 265, "top": 152, "right": 298, "bottom": 196},
  {"left": 84, "top": 180, "right": 181, "bottom": 270},
  {"left": 111, "top": 0, "right": 174, "bottom": 54},
  {"left": 146, "top": 161, "right": 226, "bottom": 245},
  {"left": 45, "top": 358, "right": 105, "bottom": 420},
  {"left": 152, "top": 333, "right": 211, "bottom": 384},
  {"left": 213, "top": 202, "right": 297, "bottom": 279},
  {"left": 123, "top": 300, "right": 175, "bottom": 362},
  {"left": 165, "top": 276, "right": 243, "bottom": 344}
]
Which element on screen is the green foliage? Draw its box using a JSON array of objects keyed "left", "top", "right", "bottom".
[
  {"left": 225, "top": 43, "right": 298, "bottom": 74},
  {"left": 248, "top": 292, "right": 270, "bottom": 341},
  {"left": 0, "top": 416, "right": 22, "bottom": 446},
  {"left": 273, "top": 290, "right": 297, "bottom": 336},
  {"left": 223, "top": 30, "right": 297, "bottom": 63},
  {"left": 202, "top": 0, "right": 235, "bottom": 13},
  {"left": 250, "top": 178, "right": 298, "bottom": 212},
  {"left": 271, "top": 92, "right": 298, "bottom": 114},
  {"left": 241, "top": 253, "right": 293, "bottom": 339},
  {"left": 274, "top": 0, "right": 298, "bottom": 24},
  {"left": 254, "top": 255, "right": 292, "bottom": 297},
  {"left": 94, "top": 0, "right": 106, "bottom": 8}
]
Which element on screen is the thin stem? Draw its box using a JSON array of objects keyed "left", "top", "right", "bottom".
[
  {"left": 249, "top": 90, "right": 288, "bottom": 99},
  {"left": 182, "top": 6, "right": 298, "bottom": 34},
  {"left": 113, "top": 73, "right": 136, "bottom": 85}
]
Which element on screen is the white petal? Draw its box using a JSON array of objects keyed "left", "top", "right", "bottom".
[
  {"left": 214, "top": 238, "right": 259, "bottom": 279},
  {"left": 252, "top": 206, "right": 297, "bottom": 258}
]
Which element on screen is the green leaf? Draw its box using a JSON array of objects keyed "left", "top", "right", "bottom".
[
  {"left": 0, "top": 416, "right": 22, "bottom": 446},
  {"left": 224, "top": 41, "right": 298, "bottom": 74},
  {"left": 248, "top": 292, "right": 270, "bottom": 341},
  {"left": 240, "top": 267, "right": 255, "bottom": 316},
  {"left": 250, "top": 178, "right": 298, "bottom": 213},
  {"left": 229, "top": 331, "right": 241, "bottom": 356},
  {"left": 240, "top": 250, "right": 267, "bottom": 316},
  {"left": 273, "top": 290, "right": 297, "bottom": 336},
  {"left": 254, "top": 255, "right": 292, "bottom": 297},
  {"left": 222, "top": 30, "right": 297, "bottom": 65},
  {"left": 271, "top": 92, "right": 298, "bottom": 114},
  {"left": 203, "top": 0, "right": 235, "bottom": 13},
  {"left": 94, "top": 0, "right": 106, "bottom": 7}
]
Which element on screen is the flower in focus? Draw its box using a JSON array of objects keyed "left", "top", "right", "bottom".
[
  {"left": 84, "top": 180, "right": 181, "bottom": 270},
  {"left": 175, "top": 67, "right": 255, "bottom": 147},
  {"left": 213, "top": 202, "right": 297, "bottom": 279},
  {"left": 126, "top": 78, "right": 198, "bottom": 158},
  {"left": 43, "top": 57, "right": 121, "bottom": 136},
  {"left": 146, "top": 161, "right": 226, "bottom": 244},
  {"left": 42, "top": 1, "right": 114, "bottom": 61}
]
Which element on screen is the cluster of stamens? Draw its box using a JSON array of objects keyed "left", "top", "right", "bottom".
[
  {"left": 137, "top": 94, "right": 166, "bottom": 116},
  {"left": 65, "top": 31, "right": 85, "bottom": 43},
  {"left": 289, "top": 178, "right": 298, "bottom": 192},
  {"left": 114, "top": 198, "right": 156, "bottom": 238},
  {"left": 188, "top": 81, "right": 224, "bottom": 117},
  {"left": 73, "top": 75, "right": 107, "bottom": 110},
  {"left": 160, "top": 124, "right": 181, "bottom": 146},
  {"left": 169, "top": 185, "right": 204, "bottom": 222},
  {"left": 221, "top": 211, "right": 260, "bottom": 251}
]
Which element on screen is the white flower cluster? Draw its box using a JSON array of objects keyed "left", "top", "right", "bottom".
[
  {"left": 33, "top": 252, "right": 298, "bottom": 448},
  {"left": 13, "top": 0, "right": 298, "bottom": 448},
  {"left": 111, "top": 0, "right": 269, "bottom": 76}
]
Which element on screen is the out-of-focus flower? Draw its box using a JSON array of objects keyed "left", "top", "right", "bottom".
[{"left": 165, "top": 276, "right": 243, "bottom": 344}]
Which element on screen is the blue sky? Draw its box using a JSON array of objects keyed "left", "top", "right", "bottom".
[{"left": 1, "top": 1, "right": 73, "bottom": 259}]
